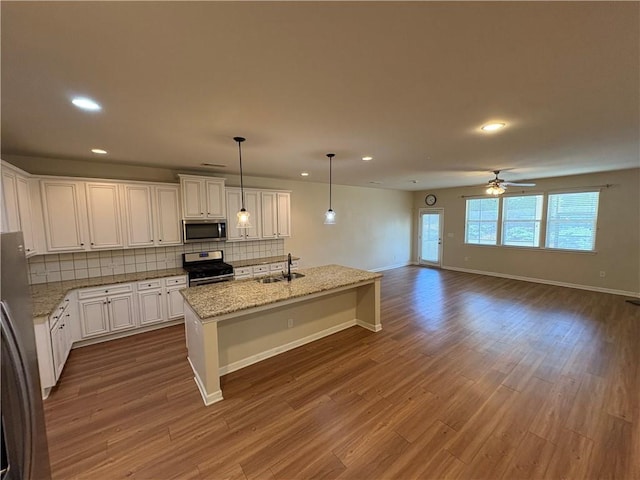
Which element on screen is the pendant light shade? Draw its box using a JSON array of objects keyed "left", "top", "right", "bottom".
[
  {"left": 233, "top": 136, "right": 252, "bottom": 229},
  {"left": 324, "top": 153, "right": 336, "bottom": 224}
]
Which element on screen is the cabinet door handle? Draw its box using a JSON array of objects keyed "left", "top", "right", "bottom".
[
  {"left": 80, "top": 243, "right": 85, "bottom": 246},
  {"left": 158, "top": 292, "right": 162, "bottom": 296},
  {"left": 159, "top": 239, "right": 162, "bottom": 242},
  {"left": 103, "top": 301, "right": 107, "bottom": 305},
  {"left": 91, "top": 242, "right": 94, "bottom": 245}
]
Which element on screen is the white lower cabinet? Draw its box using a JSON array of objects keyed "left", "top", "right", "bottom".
[
  {"left": 166, "top": 276, "right": 187, "bottom": 319},
  {"left": 137, "top": 280, "right": 165, "bottom": 325},
  {"left": 35, "top": 275, "right": 187, "bottom": 397},
  {"left": 78, "top": 284, "right": 136, "bottom": 338},
  {"left": 137, "top": 275, "right": 187, "bottom": 326}
]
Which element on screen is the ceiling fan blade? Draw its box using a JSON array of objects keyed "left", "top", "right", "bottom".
[{"left": 502, "top": 182, "right": 536, "bottom": 187}]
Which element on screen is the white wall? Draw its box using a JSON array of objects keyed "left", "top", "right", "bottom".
[{"left": 413, "top": 168, "right": 640, "bottom": 296}]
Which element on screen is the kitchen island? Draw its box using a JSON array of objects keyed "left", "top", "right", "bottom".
[{"left": 181, "top": 264, "right": 382, "bottom": 405}]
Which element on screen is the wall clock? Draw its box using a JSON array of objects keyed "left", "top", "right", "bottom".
[{"left": 425, "top": 194, "right": 437, "bottom": 206}]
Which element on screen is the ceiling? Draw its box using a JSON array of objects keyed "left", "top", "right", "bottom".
[{"left": 2, "top": 2, "right": 638, "bottom": 191}]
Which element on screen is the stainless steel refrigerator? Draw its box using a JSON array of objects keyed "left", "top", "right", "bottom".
[{"left": 1, "top": 232, "right": 51, "bottom": 479}]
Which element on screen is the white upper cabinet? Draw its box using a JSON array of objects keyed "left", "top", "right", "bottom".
[
  {"left": 1, "top": 162, "right": 43, "bottom": 256},
  {"left": 1, "top": 169, "right": 20, "bottom": 232},
  {"left": 154, "top": 185, "right": 182, "bottom": 245},
  {"left": 85, "top": 183, "right": 124, "bottom": 249},
  {"left": 179, "top": 175, "right": 226, "bottom": 219},
  {"left": 262, "top": 191, "right": 291, "bottom": 239},
  {"left": 122, "top": 184, "right": 154, "bottom": 248},
  {"left": 122, "top": 183, "right": 182, "bottom": 248},
  {"left": 226, "top": 188, "right": 262, "bottom": 241},
  {"left": 41, "top": 180, "right": 88, "bottom": 252},
  {"left": 15, "top": 176, "right": 37, "bottom": 254}
]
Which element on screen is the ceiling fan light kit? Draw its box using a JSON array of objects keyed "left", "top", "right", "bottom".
[{"left": 484, "top": 170, "right": 535, "bottom": 195}]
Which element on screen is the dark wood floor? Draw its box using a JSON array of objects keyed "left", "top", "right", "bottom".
[{"left": 44, "top": 266, "right": 640, "bottom": 479}]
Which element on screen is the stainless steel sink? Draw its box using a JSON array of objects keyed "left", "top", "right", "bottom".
[
  {"left": 256, "top": 272, "right": 305, "bottom": 283},
  {"left": 256, "top": 276, "right": 284, "bottom": 284}
]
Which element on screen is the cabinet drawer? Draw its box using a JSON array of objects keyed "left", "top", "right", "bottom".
[
  {"left": 164, "top": 276, "right": 187, "bottom": 287},
  {"left": 78, "top": 283, "right": 133, "bottom": 299},
  {"left": 252, "top": 265, "right": 270, "bottom": 276},
  {"left": 137, "top": 279, "right": 162, "bottom": 291},
  {"left": 49, "top": 298, "right": 70, "bottom": 328},
  {"left": 291, "top": 260, "right": 300, "bottom": 269},
  {"left": 234, "top": 267, "right": 252, "bottom": 277},
  {"left": 270, "top": 262, "right": 285, "bottom": 271}
]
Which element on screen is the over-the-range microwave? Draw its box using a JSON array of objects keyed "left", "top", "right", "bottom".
[{"left": 182, "top": 219, "right": 227, "bottom": 243}]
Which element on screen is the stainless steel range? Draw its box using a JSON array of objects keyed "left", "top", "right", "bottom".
[{"left": 182, "top": 250, "right": 234, "bottom": 287}]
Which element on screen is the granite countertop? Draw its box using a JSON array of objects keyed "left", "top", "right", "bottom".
[
  {"left": 229, "top": 255, "right": 300, "bottom": 269},
  {"left": 181, "top": 264, "right": 382, "bottom": 321},
  {"left": 31, "top": 267, "right": 186, "bottom": 318}
]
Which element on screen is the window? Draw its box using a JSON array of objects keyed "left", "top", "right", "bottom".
[
  {"left": 502, "top": 195, "right": 544, "bottom": 247},
  {"left": 546, "top": 191, "right": 599, "bottom": 251},
  {"left": 465, "top": 198, "right": 499, "bottom": 245}
]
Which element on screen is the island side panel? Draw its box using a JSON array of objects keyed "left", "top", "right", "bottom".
[
  {"left": 217, "top": 289, "right": 358, "bottom": 375},
  {"left": 184, "top": 302, "right": 223, "bottom": 405},
  {"left": 355, "top": 278, "right": 382, "bottom": 332}
]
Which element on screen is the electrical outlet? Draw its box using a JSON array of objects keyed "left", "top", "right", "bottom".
[
  {"left": 599, "top": 271, "right": 606, "bottom": 278},
  {"left": 287, "top": 319, "right": 294, "bottom": 328}
]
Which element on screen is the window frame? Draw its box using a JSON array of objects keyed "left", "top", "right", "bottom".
[
  {"left": 500, "top": 193, "right": 545, "bottom": 248},
  {"left": 544, "top": 190, "right": 600, "bottom": 252},
  {"left": 464, "top": 197, "right": 500, "bottom": 246},
  {"left": 462, "top": 189, "right": 600, "bottom": 253}
]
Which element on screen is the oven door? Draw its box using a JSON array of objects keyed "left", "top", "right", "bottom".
[
  {"left": 183, "top": 220, "right": 227, "bottom": 243},
  {"left": 189, "top": 274, "right": 234, "bottom": 287}
]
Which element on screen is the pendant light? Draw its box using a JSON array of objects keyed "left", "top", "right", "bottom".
[
  {"left": 324, "top": 153, "right": 336, "bottom": 224},
  {"left": 233, "top": 136, "right": 251, "bottom": 228}
]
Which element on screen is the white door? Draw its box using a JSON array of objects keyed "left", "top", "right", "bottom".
[
  {"left": 15, "top": 176, "right": 36, "bottom": 254},
  {"left": 85, "top": 183, "right": 123, "bottom": 249},
  {"left": 79, "top": 298, "right": 110, "bottom": 338},
  {"left": 166, "top": 287, "right": 185, "bottom": 319},
  {"left": 182, "top": 179, "right": 205, "bottom": 219},
  {"left": 276, "top": 192, "right": 291, "bottom": 238},
  {"left": 419, "top": 208, "right": 443, "bottom": 267},
  {"left": 205, "top": 179, "right": 226, "bottom": 218},
  {"left": 261, "top": 192, "right": 277, "bottom": 238},
  {"left": 41, "top": 180, "right": 87, "bottom": 251},
  {"left": 123, "top": 184, "right": 154, "bottom": 247},
  {"left": 138, "top": 289, "right": 165, "bottom": 325},
  {"left": 225, "top": 188, "right": 245, "bottom": 241},
  {"left": 155, "top": 186, "right": 182, "bottom": 245},
  {"left": 108, "top": 293, "right": 136, "bottom": 331}
]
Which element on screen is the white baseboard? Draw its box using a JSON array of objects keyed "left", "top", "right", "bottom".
[
  {"left": 442, "top": 265, "right": 640, "bottom": 298},
  {"left": 370, "top": 261, "right": 412, "bottom": 272},
  {"left": 219, "top": 318, "right": 381, "bottom": 376},
  {"left": 356, "top": 320, "right": 382, "bottom": 332},
  {"left": 187, "top": 356, "right": 223, "bottom": 406},
  {"left": 73, "top": 318, "right": 184, "bottom": 349}
]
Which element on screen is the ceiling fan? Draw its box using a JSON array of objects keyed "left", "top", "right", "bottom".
[{"left": 485, "top": 170, "right": 536, "bottom": 195}]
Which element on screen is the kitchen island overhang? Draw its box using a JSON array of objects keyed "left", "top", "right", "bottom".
[{"left": 181, "top": 265, "right": 383, "bottom": 406}]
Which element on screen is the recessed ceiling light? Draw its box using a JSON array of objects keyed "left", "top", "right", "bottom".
[
  {"left": 481, "top": 122, "right": 506, "bottom": 132},
  {"left": 362, "top": 156, "right": 373, "bottom": 161},
  {"left": 300, "top": 172, "right": 310, "bottom": 177},
  {"left": 71, "top": 97, "right": 102, "bottom": 111},
  {"left": 91, "top": 148, "right": 107, "bottom": 155}
]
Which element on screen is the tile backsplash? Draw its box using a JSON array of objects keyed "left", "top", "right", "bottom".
[{"left": 27, "top": 239, "right": 284, "bottom": 284}]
